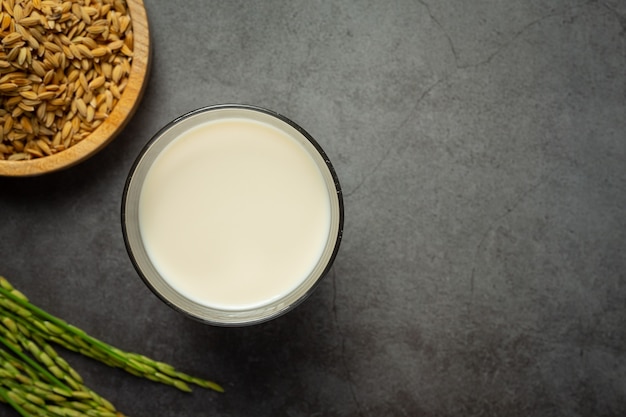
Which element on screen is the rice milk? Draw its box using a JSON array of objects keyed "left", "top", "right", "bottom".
[{"left": 138, "top": 116, "right": 331, "bottom": 311}]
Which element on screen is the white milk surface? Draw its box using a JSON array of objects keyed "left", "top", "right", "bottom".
[{"left": 138, "top": 116, "right": 331, "bottom": 310}]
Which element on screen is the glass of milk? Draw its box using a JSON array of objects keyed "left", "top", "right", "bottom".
[{"left": 122, "top": 104, "right": 343, "bottom": 326}]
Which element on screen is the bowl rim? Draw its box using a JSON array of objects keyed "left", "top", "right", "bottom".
[
  {"left": 0, "top": 0, "right": 151, "bottom": 177},
  {"left": 121, "top": 104, "right": 344, "bottom": 326}
]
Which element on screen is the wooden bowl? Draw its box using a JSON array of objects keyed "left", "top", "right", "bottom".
[{"left": 0, "top": 0, "right": 150, "bottom": 177}]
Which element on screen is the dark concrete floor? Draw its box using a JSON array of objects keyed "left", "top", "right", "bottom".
[{"left": 1, "top": 0, "right": 625, "bottom": 416}]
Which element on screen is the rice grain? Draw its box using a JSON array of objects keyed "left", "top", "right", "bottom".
[{"left": 0, "top": 0, "right": 134, "bottom": 160}]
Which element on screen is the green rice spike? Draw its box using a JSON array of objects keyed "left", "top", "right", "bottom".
[
  {"left": 0, "top": 386, "right": 31, "bottom": 417},
  {"left": 0, "top": 277, "right": 13, "bottom": 291},
  {"left": 0, "top": 298, "right": 32, "bottom": 319},
  {"left": 0, "top": 336, "right": 70, "bottom": 391},
  {"left": 1, "top": 316, "right": 18, "bottom": 334},
  {"left": 32, "top": 380, "right": 72, "bottom": 399},
  {"left": 1, "top": 276, "right": 223, "bottom": 395},
  {"left": 0, "top": 285, "right": 133, "bottom": 367},
  {"left": 18, "top": 401, "right": 51, "bottom": 417},
  {"left": 0, "top": 351, "right": 34, "bottom": 382},
  {"left": 0, "top": 318, "right": 20, "bottom": 345}
]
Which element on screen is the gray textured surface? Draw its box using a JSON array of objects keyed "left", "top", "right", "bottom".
[{"left": 1, "top": 0, "right": 625, "bottom": 416}]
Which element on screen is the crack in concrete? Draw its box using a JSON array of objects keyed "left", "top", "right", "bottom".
[
  {"left": 459, "top": 9, "right": 567, "bottom": 70},
  {"left": 467, "top": 174, "right": 550, "bottom": 313},
  {"left": 343, "top": 0, "right": 594, "bottom": 200},
  {"left": 343, "top": 144, "right": 393, "bottom": 199},
  {"left": 417, "top": 0, "right": 596, "bottom": 70},
  {"left": 344, "top": 77, "right": 444, "bottom": 199},
  {"left": 331, "top": 270, "right": 366, "bottom": 417},
  {"left": 347, "top": 0, "right": 612, "bottom": 201},
  {"left": 602, "top": 2, "right": 626, "bottom": 33},
  {"left": 416, "top": 0, "right": 460, "bottom": 65}
]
